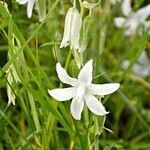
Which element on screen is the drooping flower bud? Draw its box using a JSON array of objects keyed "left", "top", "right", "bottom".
[
  {"left": 6, "top": 34, "right": 23, "bottom": 105},
  {"left": 60, "top": 7, "right": 82, "bottom": 50}
]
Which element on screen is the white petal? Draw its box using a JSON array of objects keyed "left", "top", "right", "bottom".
[
  {"left": 27, "top": 0, "right": 35, "bottom": 18},
  {"left": 133, "top": 4, "right": 150, "bottom": 21},
  {"left": 137, "top": 51, "right": 150, "bottom": 66},
  {"left": 70, "top": 8, "right": 82, "bottom": 49},
  {"left": 133, "top": 64, "right": 149, "bottom": 77},
  {"left": 56, "top": 62, "right": 78, "bottom": 86},
  {"left": 60, "top": 7, "right": 82, "bottom": 50},
  {"left": 133, "top": 52, "right": 150, "bottom": 77},
  {"left": 48, "top": 87, "right": 77, "bottom": 101},
  {"left": 78, "top": 60, "right": 93, "bottom": 85},
  {"left": 17, "top": 0, "right": 28, "bottom": 4},
  {"left": 122, "top": 0, "right": 132, "bottom": 16},
  {"left": 70, "top": 96, "right": 84, "bottom": 120},
  {"left": 114, "top": 17, "right": 126, "bottom": 28},
  {"left": 85, "top": 92, "right": 108, "bottom": 116},
  {"left": 124, "top": 19, "right": 138, "bottom": 36},
  {"left": 60, "top": 8, "right": 73, "bottom": 48},
  {"left": 88, "top": 83, "right": 120, "bottom": 96},
  {"left": 76, "top": 84, "right": 86, "bottom": 100}
]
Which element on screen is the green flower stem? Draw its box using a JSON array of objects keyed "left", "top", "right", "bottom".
[
  {"left": 72, "top": 49, "right": 83, "bottom": 69},
  {"left": 65, "top": 49, "right": 72, "bottom": 69},
  {"left": 78, "top": 0, "right": 84, "bottom": 16},
  {"left": 28, "top": 92, "right": 41, "bottom": 130},
  {"left": 73, "top": 0, "right": 76, "bottom": 8}
]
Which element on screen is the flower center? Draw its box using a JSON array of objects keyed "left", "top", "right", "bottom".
[{"left": 76, "top": 84, "right": 86, "bottom": 101}]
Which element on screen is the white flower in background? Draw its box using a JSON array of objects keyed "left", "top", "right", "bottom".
[
  {"left": 16, "top": 0, "right": 36, "bottom": 18},
  {"left": 122, "top": 51, "right": 150, "bottom": 77},
  {"left": 48, "top": 60, "right": 120, "bottom": 120},
  {"left": 60, "top": 7, "right": 82, "bottom": 50},
  {"left": 114, "top": 0, "right": 150, "bottom": 36}
]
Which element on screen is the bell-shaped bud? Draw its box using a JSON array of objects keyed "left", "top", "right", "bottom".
[
  {"left": 60, "top": 7, "right": 82, "bottom": 50},
  {"left": 79, "top": 15, "right": 94, "bottom": 53}
]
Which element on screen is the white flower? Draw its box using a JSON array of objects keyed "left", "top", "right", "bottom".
[
  {"left": 48, "top": 60, "right": 120, "bottom": 120},
  {"left": 114, "top": 0, "right": 150, "bottom": 36},
  {"left": 16, "top": 0, "right": 36, "bottom": 18},
  {"left": 122, "top": 51, "right": 150, "bottom": 77},
  {"left": 60, "top": 7, "right": 82, "bottom": 50}
]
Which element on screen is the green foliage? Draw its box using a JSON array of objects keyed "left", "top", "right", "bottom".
[{"left": 0, "top": 0, "right": 150, "bottom": 149}]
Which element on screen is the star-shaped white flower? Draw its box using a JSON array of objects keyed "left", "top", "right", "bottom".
[
  {"left": 48, "top": 60, "right": 120, "bottom": 120},
  {"left": 114, "top": 0, "right": 150, "bottom": 36},
  {"left": 16, "top": 0, "right": 36, "bottom": 18}
]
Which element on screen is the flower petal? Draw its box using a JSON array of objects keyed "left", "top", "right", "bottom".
[
  {"left": 137, "top": 51, "right": 150, "bottom": 66},
  {"left": 124, "top": 19, "right": 138, "bottom": 36},
  {"left": 133, "top": 63, "right": 149, "bottom": 77},
  {"left": 133, "top": 4, "right": 150, "bottom": 21},
  {"left": 70, "top": 96, "right": 84, "bottom": 120},
  {"left": 114, "top": 17, "right": 126, "bottom": 28},
  {"left": 60, "top": 8, "right": 73, "bottom": 48},
  {"left": 76, "top": 84, "right": 86, "bottom": 100},
  {"left": 78, "top": 60, "right": 93, "bottom": 85},
  {"left": 85, "top": 92, "right": 108, "bottom": 116},
  {"left": 56, "top": 62, "right": 78, "bottom": 86},
  {"left": 27, "top": 0, "right": 35, "bottom": 18},
  {"left": 88, "top": 83, "right": 120, "bottom": 96},
  {"left": 60, "top": 7, "right": 82, "bottom": 50},
  {"left": 48, "top": 87, "right": 77, "bottom": 101},
  {"left": 122, "top": 0, "right": 132, "bottom": 16},
  {"left": 70, "top": 8, "right": 82, "bottom": 49}
]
